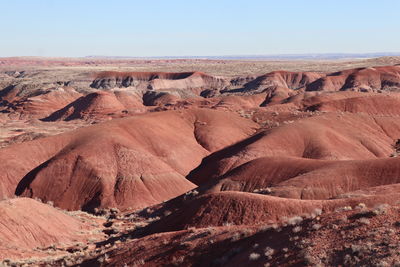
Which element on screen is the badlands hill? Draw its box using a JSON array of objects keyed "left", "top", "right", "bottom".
[
  {"left": 305, "top": 66, "right": 400, "bottom": 92},
  {"left": 1, "top": 59, "right": 400, "bottom": 266},
  {"left": 1, "top": 109, "right": 256, "bottom": 212},
  {"left": 1, "top": 64, "right": 400, "bottom": 121},
  {"left": 42, "top": 91, "right": 144, "bottom": 121}
]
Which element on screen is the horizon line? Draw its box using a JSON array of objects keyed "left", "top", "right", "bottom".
[{"left": 1, "top": 52, "right": 400, "bottom": 60}]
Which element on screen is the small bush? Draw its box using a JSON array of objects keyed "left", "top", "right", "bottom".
[
  {"left": 358, "top": 218, "right": 370, "bottom": 225},
  {"left": 163, "top": 210, "right": 172, "bottom": 216},
  {"left": 311, "top": 208, "right": 323, "bottom": 218},
  {"left": 335, "top": 206, "right": 352, "bottom": 212},
  {"left": 355, "top": 203, "right": 366, "bottom": 210},
  {"left": 292, "top": 226, "right": 302, "bottom": 233},
  {"left": 373, "top": 204, "right": 389, "bottom": 215},
  {"left": 264, "top": 247, "right": 275, "bottom": 257},
  {"left": 184, "top": 189, "right": 199, "bottom": 200},
  {"left": 248, "top": 253, "right": 260, "bottom": 261},
  {"left": 312, "top": 223, "right": 322, "bottom": 230},
  {"left": 253, "top": 188, "right": 272, "bottom": 194},
  {"left": 288, "top": 216, "right": 303, "bottom": 225}
]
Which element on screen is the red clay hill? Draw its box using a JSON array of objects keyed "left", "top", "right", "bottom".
[
  {"left": 42, "top": 91, "right": 144, "bottom": 121},
  {"left": 0, "top": 109, "right": 256, "bottom": 212},
  {"left": 305, "top": 65, "right": 400, "bottom": 92}
]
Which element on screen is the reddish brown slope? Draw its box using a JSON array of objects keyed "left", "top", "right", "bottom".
[
  {"left": 2, "top": 87, "right": 82, "bottom": 119},
  {"left": 113, "top": 90, "right": 145, "bottom": 110},
  {"left": 85, "top": 203, "right": 400, "bottom": 267},
  {"left": 244, "top": 71, "right": 324, "bottom": 91},
  {"left": 0, "top": 133, "right": 72, "bottom": 198},
  {"left": 148, "top": 191, "right": 400, "bottom": 232},
  {"left": 213, "top": 94, "right": 267, "bottom": 110},
  {"left": 42, "top": 91, "right": 142, "bottom": 121},
  {"left": 0, "top": 198, "right": 100, "bottom": 259},
  {"left": 303, "top": 92, "right": 400, "bottom": 115},
  {"left": 271, "top": 91, "right": 400, "bottom": 117},
  {"left": 204, "top": 157, "right": 332, "bottom": 193},
  {"left": 188, "top": 113, "right": 400, "bottom": 185},
  {"left": 0, "top": 109, "right": 257, "bottom": 211},
  {"left": 204, "top": 156, "right": 400, "bottom": 200}
]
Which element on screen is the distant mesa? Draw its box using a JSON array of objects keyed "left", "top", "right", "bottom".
[
  {"left": 90, "top": 71, "right": 228, "bottom": 91},
  {"left": 219, "top": 66, "right": 400, "bottom": 96},
  {"left": 244, "top": 71, "right": 324, "bottom": 92}
]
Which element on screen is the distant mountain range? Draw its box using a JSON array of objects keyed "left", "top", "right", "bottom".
[{"left": 86, "top": 52, "right": 400, "bottom": 60}]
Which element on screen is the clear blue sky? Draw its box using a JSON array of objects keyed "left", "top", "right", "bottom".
[{"left": 0, "top": 0, "right": 399, "bottom": 57}]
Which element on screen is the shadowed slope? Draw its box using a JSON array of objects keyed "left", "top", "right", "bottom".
[{"left": 147, "top": 191, "right": 400, "bottom": 232}]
